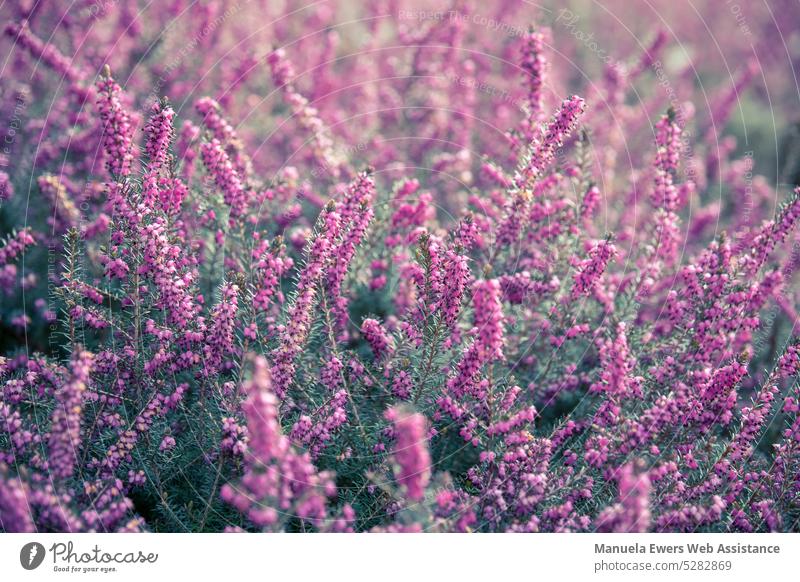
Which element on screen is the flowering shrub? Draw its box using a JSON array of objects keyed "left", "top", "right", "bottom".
[{"left": 0, "top": 2, "right": 799, "bottom": 533}]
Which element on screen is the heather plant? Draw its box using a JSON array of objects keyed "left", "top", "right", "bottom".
[{"left": 0, "top": 1, "right": 799, "bottom": 533}]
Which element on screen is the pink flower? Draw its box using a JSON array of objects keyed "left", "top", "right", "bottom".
[
  {"left": 144, "top": 100, "right": 175, "bottom": 170},
  {"left": 267, "top": 48, "right": 343, "bottom": 178},
  {"left": 195, "top": 97, "right": 250, "bottom": 177},
  {"left": 361, "top": 318, "right": 392, "bottom": 361},
  {"left": 519, "top": 27, "right": 549, "bottom": 141},
  {"left": 595, "top": 462, "right": 651, "bottom": 532},
  {"left": 97, "top": 66, "right": 135, "bottom": 178},
  {"left": 326, "top": 171, "right": 375, "bottom": 336},
  {"left": 46, "top": 350, "right": 93, "bottom": 480},
  {"left": 0, "top": 468, "right": 35, "bottom": 532},
  {"left": 515, "top": 95, "right": 586, "bottom": 189},
  {"left": 203, "top": 283, "right": 239, "bottom": 376},
  {"left": 571, "top": 239, "right": 617, "bottom": 298},
  {"left": 0, "top": 171, "right": 13, "bottom": 201},
  {"left": 590, "top": 323, "right": 642, "bottom": 399},
  {"left": 778, "top": 340, "right": 800, "bottom": 379},
  {"left": 220, "top": 356, "right": 339, "bottom": 530},
  {"left": 386, "top": 406, "right": 431, "bottom": 502},
  {"left": 159, "top": 436, "right": 176, "bottom": 452},
  {"left": 443, "top": 279, "right": 505, "bottom": 404},
  {"left": 271, "top": 203, "right": 344, "bottom": 398},
  {"left": 200, "top": 138, "right": 248, "bottom": 219}
]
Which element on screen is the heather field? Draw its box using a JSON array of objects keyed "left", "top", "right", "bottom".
[{"left": 0, "top": 0, "right": 799, "bottom": 534}]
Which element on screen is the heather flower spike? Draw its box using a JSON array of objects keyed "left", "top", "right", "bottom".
[
  {"left": 97, "top": 65, "right": 135, "bottom": 179},
  {"left": 386, "top": 406, "right": 431, "bottom": 502}
]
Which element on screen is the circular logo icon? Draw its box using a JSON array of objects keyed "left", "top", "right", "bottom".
[{"left": 20, "top": 542, "right": 46, "bottom": 570}]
